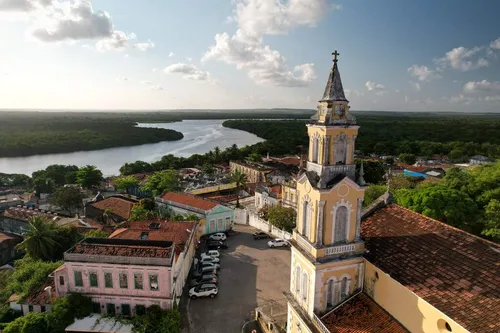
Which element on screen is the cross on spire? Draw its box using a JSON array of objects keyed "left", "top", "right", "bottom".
[{"left": 332, "top": 50, "right": 340, "bottom": 63}]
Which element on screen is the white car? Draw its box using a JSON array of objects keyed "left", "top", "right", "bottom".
[
  {"left": 189, "top": 283, "right": 218, "bottom": 299},
  {"left": 202, "top": 250, "right": 220, "bottom": 258},
  {"left": 209, "top": 233, "right": 227, "bottom": 241},
  {"left": 268, "top": 238, "right": 288, "bottom": 248},
  {"left": 200, "top": 262, "right": 220, "bottom": 270},
  {"left": 200, "top": 256, "right": 220, "bottom": 264}
]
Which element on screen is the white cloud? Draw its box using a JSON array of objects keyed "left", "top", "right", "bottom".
[
  {"left": 484, "top": 95, "right": 500, "bottom": 103},
  {"left": 410, "top": 81, "right": 421, "bottom": 91},
  {"left": 435, "top": 46, "right": 488, "bottom": 71},
  {"left": 186, "top": 57, "right": 192, "bottom": 62},
  {"left": 449, "top": 94, "right": 475, "bottom": 104},
  {"left": 151, "top": 85, "right": 163, "bottom": 91},
  {"left": 0, "top": 0, "right": 51, "bottom": 12},
  {"left": 116, "top": 76, "right": 129, "bottom": 81},
  {"left": 134, "top": 40, "right": 154, "bottom": 51},
  {"left": 490, "top": 38, "right": 500, "bottom": 50},
  {"left": 140, "top": 80, "right": 151, "bottom": 85},
  {"left": 463, "top": 80, "right": 500, "bottom": 94},
  {"left": 345, "top": 89, "right": 363, "bottom": 97},
  {"left": 203, "top": 0, "right": 336, "bottom": 87},
  {"left": 365, "top": 80, "right": 385, "bottom": 91},
  {"left": 95, "top": 31, "right": 135, "bottom": 52},
  {"left": 228, "top": 0, "right": 339, "bottom": 38},
  {"left": 407, "top": 64, "right": 440, "bottom": 81},
  {"left": 168, "top": 52, "right": 174, "bottom": 57},
  {"left": 164, "top": 63, "right": 217, "bottom": 83}
]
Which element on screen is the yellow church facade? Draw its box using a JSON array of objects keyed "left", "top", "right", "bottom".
[{"left": 284, "top": 51, "right": 499, "bottom": 333}]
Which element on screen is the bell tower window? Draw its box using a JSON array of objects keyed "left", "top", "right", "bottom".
[
  {"left": 334, "top": 206, "right": 348, "bottom": 243},
  {"left": 311, "top": 136, "right": 320, "bottom": 163},
  {"left": 302, "top": 201, "right": 312, "bottom": 239},
  {"left": 334, "top": 135, "right": 347, "bottom": 165}
]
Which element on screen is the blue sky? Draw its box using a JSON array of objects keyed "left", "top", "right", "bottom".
[{"left": 0, "top": 0, "right": 499, "bottom": 111}]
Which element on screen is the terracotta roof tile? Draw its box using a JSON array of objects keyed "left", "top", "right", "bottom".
[
  {"left": 361, "top": 204, "right": 500, "bottom": 333},
  {"left": 161, "top": 192, "right": 218, "bottom": 211},
  {"left": 24, "top": 280, "right": 55, "bottom": 305},
  {"left": 90, "top": 196, "right": 137, "bottom": 219},
  {"left": 69, "top": 238, "right": 173, "bottom": 258},
  {"left": 322, "top": 293, "right": 408, "bottom": 333},
  {"left": 3, "top": 206, "right": 58, "bottom": 222}
]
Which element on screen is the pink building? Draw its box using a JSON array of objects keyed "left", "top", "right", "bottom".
[{"left": 54, "top": 238, "right": 175, "bottom": 316}]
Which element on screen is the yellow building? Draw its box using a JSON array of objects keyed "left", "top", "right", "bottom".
[
  {"left": 284, "top": 51, "right": 499, "bottom": 333},
  {"left": 229, "top": 161, "right": 272, "bottom": 183}
]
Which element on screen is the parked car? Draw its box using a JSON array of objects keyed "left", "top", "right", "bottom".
[
  {"left": 268, "top": 238, "right": 289, "bottom": 248},
  {"left": 209, "top": 233, "right": 227, "bottom": 241},
  {"left": 202, "top": 250, "right": 220, "bottom": 258},
  {"left": 207, "top": 241, "right": 228, "bottom": 250},
  {"left": 200, "top": 256, "right": 220, "bottom": 264},
  {"left": 253, "top": 231, "right": 269, "bottom": 240},
  {"left": 199, "top": 266, "right": 218, "bottom": 275},
  {"left": 189, "top": 283, "right": 218, "bottom": 299},
  {"left": 200, "top": 262, "right": 220, "bottom": 270},
  {"left": 190, "top": 274, "right": 218, "bottom": 287}
]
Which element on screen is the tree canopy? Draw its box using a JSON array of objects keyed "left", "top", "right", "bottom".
[
  {"left": 76, "top": 165, "right": 103, "bottom": 189},
  {"left": 114, "top": 175, "right": 140, "bottom": 193},
  {"left": 143, "top": 170, "right": 180, "bottom": 196},
  {"left": 267, "top": 206, "right": 296, "bottom": 232},
  {"left": 17, "top": 217, "right": 61, "bottom": 261},
  {"left": 49, "top": 187, "right": 83, "bottom": 215}
]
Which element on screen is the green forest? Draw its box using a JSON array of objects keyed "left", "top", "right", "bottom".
[
  {"left": 0, "top": 110, "right": 314, "bottom": 158},
  {"left": 223, "top": 112, "right": 500, "bottom": 160}
]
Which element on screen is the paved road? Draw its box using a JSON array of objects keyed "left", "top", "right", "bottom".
[{"left": 186, "top": 225, "right": 291, "bottom": 333}]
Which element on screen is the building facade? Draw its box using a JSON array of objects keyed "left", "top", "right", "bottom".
[
  {"left": 281, "top": 181, "right": 298, "bottom": 209},
  {"left": 229, "top": 161, "right": 271, "bottom": 183},
  {"left": 255, "top": 185, "right": 281, "bottom": 209},
  {"left": 55, "top": 238, "right": 175, "bottom": 316},
  {"left": 157, "top": 192, "right": 233, "bottom": 234}
]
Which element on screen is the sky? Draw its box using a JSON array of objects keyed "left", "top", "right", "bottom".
[{"left": 0, "top": 0, "right": 499, "bottom": 112}]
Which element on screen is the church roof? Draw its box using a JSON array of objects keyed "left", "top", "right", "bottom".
[
  {"left": 321, "top": 292, "right": 408, "bottom": 333},
  {"left": 320, "top": 57, "right": 348, "bottom": 103},
  {"left": 361, "top": 204, "right": 500, "bottom": 333}
]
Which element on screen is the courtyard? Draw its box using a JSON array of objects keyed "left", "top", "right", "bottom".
[{"left": 185, "top": 225, "right": 291, "bottom": 333}]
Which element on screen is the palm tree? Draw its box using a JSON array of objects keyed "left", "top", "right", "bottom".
[
  {"left": 229, "top": 169, "right": 248, "bottom": 208},
  {"left": 17, "top": 216, "right": 60, "bottom": 261}
]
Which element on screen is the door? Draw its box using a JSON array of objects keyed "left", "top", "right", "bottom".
[
  {"left": 209, "top": 220, "right": 215, "bottom": 233},
  {"left": 217, "top": 219, "right": 223, "bottom": 231}
]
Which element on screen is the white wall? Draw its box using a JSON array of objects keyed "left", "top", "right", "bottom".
[
  {"left": 248, "top": 212, "right": 292, "bottom": 240},
  {"left": 234, "top": 208, "right": 248, "bottom": 225}
]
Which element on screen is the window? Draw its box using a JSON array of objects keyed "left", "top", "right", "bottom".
[
  {"left": 121, "top": 304, "right": 131, "bottom": 317},
  {"left": 106, "top": 303, "right": 115, "bottom": 315},
  {"left": 334, "top": 206, "right": 348, "bottom": 243},
  {"left": 59, "top": 276, "right": 64, "bottom": 286},
  {"left": 41, "top": 306, "right": 46, "bottom": 313},
  {"left": 341, "top": 277, "right": 348, "bottom": 300},
  {"left": 140, "top": 232, "right": 149, "bottom": 240},
  {"left": 295, "top": 266, "right": 301, "bottom": 294},
  {"left": 119, "top": 273, "right": 128, "bottom": 289},
  {"left": 134, "top": 273, "right": 143, "bottom": 290},
  {"left": 92, "top": 302, "right": 101, "bottom": 313},
  {"left": 28, "top": 305, "right": 33, "bottom": 312},
  {"left": 225, "top": 217, "right": 231, "bottom": 229},
  {"left": 149, "top": 274, "right": 159, "bottom": 291},
  {"left": 312, "top": 137, "right": 319, "bottom": 163},
  {"left": 334, "top": 137, "right": 347, "bottom": 164},
  {"left": 217, "top": 219, "right": 223, "bottom": 231},
  {"left": 89, "top": 272, "right": 98, "bottom": 287},
  {"left": 104, "top": 272, "right": 113, "bottom": 288},
  {"left": 74, "top": 271, "right": 83, "bottom": 287},
  {"left": 135, "top": 305, "right": 146, "bottom": 316},
  {"left": 302, "top": 201, "right": 308, "bottom": 237},
  {"left": 326, "top": 280, "right": 334, "bottom": 306},
  {"left": 302, "top": 272, "right": 308, "bottom": 302}
]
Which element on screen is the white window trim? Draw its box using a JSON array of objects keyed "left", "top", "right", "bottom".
[{"left": 331, "top": 199, "right": 352, "bottom": 244}]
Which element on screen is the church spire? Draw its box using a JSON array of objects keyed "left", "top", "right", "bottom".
[{"left": 320, "top": 50, "right": 348, "bottom": 103}]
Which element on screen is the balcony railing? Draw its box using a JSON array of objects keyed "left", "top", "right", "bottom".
[
  {"left": 294, "top": 231, "right": 314, "bottom": 253},
  {"left": 312, "top": 313, "right": 331, "bottom": 333},
  {"left": 324, "top": 243, "right": 356, "bottom": 256}
]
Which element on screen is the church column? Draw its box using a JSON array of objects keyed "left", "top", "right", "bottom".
[
  {"left": 355, "top": 198, "right": 363, "bottom": 241},
  {"left": 315, "top": 200, "right": 325, "bottom": 246},
  {"left": 351, "top": 135, "right": 357, "bottom": 163}
]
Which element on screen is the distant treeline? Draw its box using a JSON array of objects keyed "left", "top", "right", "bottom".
[
  {"left": 223, "top": 113, "right": 500, "bottom": 160},
  {"left": 0, "top": 110, "right": 314, "bottom": 157}
]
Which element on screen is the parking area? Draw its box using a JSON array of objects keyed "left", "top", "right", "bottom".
[{"left": 185, "top": 225, "right": 291, "bottom": 333}]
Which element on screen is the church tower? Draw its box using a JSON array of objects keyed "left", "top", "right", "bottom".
[{"left": 285, "top": 51, "right": 366, "bottom": 333}]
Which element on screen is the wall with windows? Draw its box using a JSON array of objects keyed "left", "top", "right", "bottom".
[
  {"left": 306, "top": 125, "right": 359, "bottom": 166},
  {"left": 286, "top": 302, "right": 313, "bottom": 333},
  {"left": 364, "top": 260, "right": 467, "bottom": 333},
  {"left": 290, "top": 247, "right": 316, "bottom": 316},
  {"left": 54, "top": 262, "right": 173, "bottom": 313}
]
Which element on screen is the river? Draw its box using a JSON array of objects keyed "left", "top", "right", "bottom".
[{"left": 0, "top": 120, "right": 264, "bottom": 176}]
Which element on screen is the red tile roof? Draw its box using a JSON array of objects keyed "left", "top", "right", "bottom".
[
  {"left": 3, "top": 206, "right": 58, "bottom": 222},
  {"left": 110, "top": 220, "right": 197, "bottom": 253},
  {"left": 205, "top": 194, "right": 239, "bottom": 203},
  {"left": 362, "top": 204, "right": 500, "bottom": 333},
  {"left": 24, "top": 280, "right": 56, "bottom": 305},
  {"left": 322, "top": 293, "right": 407, "bottom": 333},
  {"left": 90, "top": 196, "right": 137, "bottom": 219},
  {"left": 161, "top": 192, "right": 218, "bottom": 211},
  {"left": 69, "top": 240, "right": 173, "bottom": 258}
]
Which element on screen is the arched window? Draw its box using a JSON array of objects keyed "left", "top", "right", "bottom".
[
  {"left": 326, "top": 280, "right": 334, "bottom": 307},
  {"left": 302, "top": 272, "right": 308, "bottom": 303},
  {"left": 302, "top": 201, "right": 308, "bottom": 236},
  {"left": 334, "top": 206, "right": 348, "bottom": 243},
  {"left": 295, "top": 266, "right": 301, "bottom": 294},
  {"left": 312, "top": 137, "right": 319, "bottom": 163},
  {"left": 334, "top": 137, "right": 346, "bottom": 164},
  {"left": 340, "top": 277, "right": 349, "bottom": 300}
]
